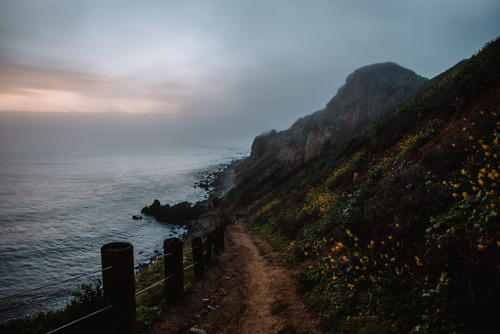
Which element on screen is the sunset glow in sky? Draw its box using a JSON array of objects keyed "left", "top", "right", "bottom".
[{"left": 0, "top": 0, "right": 499, "bottom": 144}]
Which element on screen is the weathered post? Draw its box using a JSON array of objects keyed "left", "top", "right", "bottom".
[
  {"left": 204, "top": 232, "right": 213, "bottom": 265},
  {"left": 164, "top": 237, "right": 183, "bottom": 302},
  {"left": 213, "top": 226, "right": 223, "bottom": 256},
  {"left": 101, "top": 242, "right": 136, "bottom": 334},
  {"left": 192, "top": 237, "right": 204, "bottom": 279},
  {"left": 218, "top": 225, "right": 225, "bottom": 252}
]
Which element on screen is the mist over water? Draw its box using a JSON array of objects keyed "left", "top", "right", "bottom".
[
  {"left": 0, "top": 111, "right": 254, "bottom": 154},
  {"left": 0, "top": 112, "right": 250, "bottom": 322}
]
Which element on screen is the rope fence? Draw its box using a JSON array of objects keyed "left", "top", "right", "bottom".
[
  {"left": 3, "top": 220, "right": 228, "bottom": 334},
  {"left": 182, "top": 262, "right": 198, "bottom": 271},
  {"left": 135, "top": 275, "right": 174, "bottom": 297},
  {"left": 45, "top": 304, "right": 114, "bottom": 334}
]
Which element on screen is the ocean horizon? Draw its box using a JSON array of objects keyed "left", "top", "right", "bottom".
[{"left": 0, "top": 144, "right": 249, "bottom": 323}]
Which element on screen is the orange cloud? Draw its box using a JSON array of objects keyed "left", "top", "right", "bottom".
[{"left": 0, "top": 59, "right": 189, "bottom": 113}]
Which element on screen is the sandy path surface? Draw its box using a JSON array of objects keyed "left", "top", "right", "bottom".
[{"left": 150, "top": 222, "right": 320, "bottom": 333}]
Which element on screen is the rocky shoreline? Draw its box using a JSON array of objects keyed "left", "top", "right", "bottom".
[{"left": 140, "top": 158, "right": 244, "bottom": 240}]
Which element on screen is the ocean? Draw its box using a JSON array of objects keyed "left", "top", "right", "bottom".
[{"left": 0, "top": 145, "right": 249, "bottom": 323}]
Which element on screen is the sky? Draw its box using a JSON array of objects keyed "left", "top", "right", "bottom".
[{"left": 0, "top": 0, "right": 499, "bottom": 150}]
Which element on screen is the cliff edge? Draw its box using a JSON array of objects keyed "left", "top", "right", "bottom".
[{"left": 249, "top": 62, "right": 428, "bottom": 167}]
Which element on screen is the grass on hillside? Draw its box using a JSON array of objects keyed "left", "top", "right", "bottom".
[{"left": 243, "top": 39, "right": 500, "bottom": 333}]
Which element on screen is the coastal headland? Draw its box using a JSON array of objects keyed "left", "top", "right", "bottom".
[{"left": 148, "top": 40, "right": 500, "bottom": 332}]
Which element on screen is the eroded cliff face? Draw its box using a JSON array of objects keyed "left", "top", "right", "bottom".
[{"left": 249, "top": 62, "right": 428, "bottom": 167}]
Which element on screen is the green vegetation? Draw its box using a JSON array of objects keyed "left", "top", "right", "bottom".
[
  {"left": 232, "top": 39, "right": 500, "bottom": 333},
  {"left": 134, "top": 248, "right": 198, "bottom": 333}
]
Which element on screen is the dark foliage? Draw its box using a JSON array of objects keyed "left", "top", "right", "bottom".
[{"left": 228, "top": 38, "right": 500, "bottom": 333}]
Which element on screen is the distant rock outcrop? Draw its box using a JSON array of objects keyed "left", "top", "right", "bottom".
[
  {"left": 249, "top": 62, "right": 428, "bottom": 167},
  {"left": 141, "top": 199, "right": 209, "bottom": 224}
]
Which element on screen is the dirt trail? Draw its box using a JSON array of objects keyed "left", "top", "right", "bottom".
[
  {"left": 150, "top": 222, "right": 321, "bottom": 333},
  {"left": 230, "top": 223, "right": 320, "bottom": 333}
]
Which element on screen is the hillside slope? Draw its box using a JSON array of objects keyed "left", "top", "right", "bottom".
[
  {"left": 228, "top": 62, "right": 427, "bottom": 214},
  {"left": 221, "top": 39, "right": 500, "bottom": 333},
  {"left": 249, "top": 62, "right": 427, "bottom": 166}
]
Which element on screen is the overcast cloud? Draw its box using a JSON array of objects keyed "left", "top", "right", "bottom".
[{"left": 0, "top": 0, "right": 499, "bottom": 147}]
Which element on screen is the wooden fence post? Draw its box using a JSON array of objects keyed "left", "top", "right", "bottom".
[
  {"left": 218, "top": 225, "right": 225, "bottom": 253},
  {"left": 101, "top": 242, "right": 137, "bottom": 334},
  {"left": 192, "top": 237, "right": 204, "bottom": 279},
  {"left": 204, "top": 232, "right": 213, "bottom": 265},
  {"left": 164, "top": 238, "right": 183, "bottom": 302},
  {"left": 213, "top": 226, "right": 223, "bottom": 256}
]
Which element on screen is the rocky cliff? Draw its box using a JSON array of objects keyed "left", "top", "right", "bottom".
[{"left": 249, "top": 62, "right": 428, "bottom": 167}]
